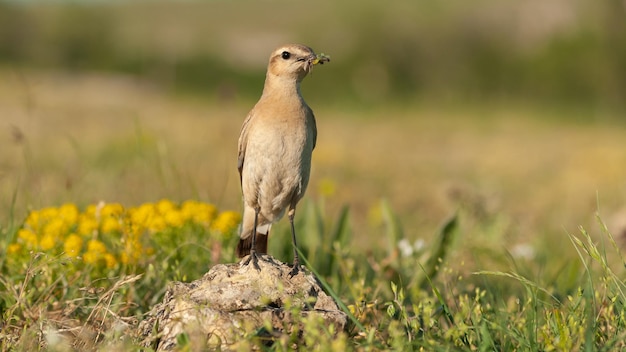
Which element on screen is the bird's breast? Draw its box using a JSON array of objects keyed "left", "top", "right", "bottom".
[
  {"left": 248, "top": 117, "right": 313, "bottom": 168},
  {"left": 242, "top": 109, "right": 314, "bottom": 209}
]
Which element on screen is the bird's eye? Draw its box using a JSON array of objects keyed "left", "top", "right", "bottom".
[{"left": 281, "top": 51, "right": 291, "bottom": 60}]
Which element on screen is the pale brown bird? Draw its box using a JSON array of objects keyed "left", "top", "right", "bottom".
[{"left": 236, "top": 44, "right": 330, "bottom": 273}]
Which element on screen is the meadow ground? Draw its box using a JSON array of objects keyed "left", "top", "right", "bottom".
[{"left": 1, "top": 68, "right": 626, "bottom": 350}]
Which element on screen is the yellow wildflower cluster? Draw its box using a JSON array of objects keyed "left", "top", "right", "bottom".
[{"left": 8, "top": 200, "right": 241, "bottom": 270}]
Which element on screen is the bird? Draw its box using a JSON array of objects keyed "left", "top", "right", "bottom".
[{"left": 236, "top": 44, "right": 330, "bottom": 275}]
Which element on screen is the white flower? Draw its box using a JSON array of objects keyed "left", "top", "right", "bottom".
[
  {"left": 511, "top": 243, "right": 535, "bottom": 260},
  {"left": 45, "top": 326, "right": 70, "bottom": 351},
  {"left": 398, "top": 238, "right": 413, "bottom": 257},
  {"left": 413, "top": 239, "right": 425, "bottom": 251}
]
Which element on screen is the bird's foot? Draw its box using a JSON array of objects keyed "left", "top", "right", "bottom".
[
  {"left": 288, "top": 260, "right": 302, "bottom": 278},
  {"left": 242, "top": 251, "right": 261, "bottom": 271}
]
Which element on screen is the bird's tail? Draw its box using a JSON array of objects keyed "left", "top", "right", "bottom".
[{"left": 236, "top": 231, "right": 269, "bottom": 258}]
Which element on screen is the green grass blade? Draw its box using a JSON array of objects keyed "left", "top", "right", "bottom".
[
  {"left": 329, "top": 205, "right": 351, "bottom": 248},
  {"left": 423, "top": 213, "right": 458, "bottom": 284},
  {"left": 381, "top": 199, "right": 404, "bottom": 260},
  {"left": 297, "top": 246, "right": 366, "bottom": 333},
  {"left": 473, "top": 271, "right": 561, "bottom": 304}
]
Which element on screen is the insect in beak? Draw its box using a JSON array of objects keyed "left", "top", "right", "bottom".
[{"left": 311, "top": 53, "right": 331, "bottom": 65}]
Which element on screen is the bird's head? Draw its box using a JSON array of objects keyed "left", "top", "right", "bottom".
[{"left": 267, "top": 44, "right": 330, "bottom": 82}]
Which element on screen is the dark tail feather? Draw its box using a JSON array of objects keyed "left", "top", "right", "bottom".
[{"left": 236, "top": 232, "right": 269, "bottom": 258}]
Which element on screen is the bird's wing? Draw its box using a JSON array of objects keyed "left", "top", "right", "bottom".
[
  {"left": 237, "top": 111, "right": 255, "bottom": 186},
  {"left": 310, "top": 108, "right": 318, "bottom": 150}
]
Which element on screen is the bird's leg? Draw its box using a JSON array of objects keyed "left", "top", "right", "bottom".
[
  {"left": 288, "top": 207, "right": 301, "bottom": 277},
  {"left": 242, "top": 207, "right": 261, "bottom": 271}
]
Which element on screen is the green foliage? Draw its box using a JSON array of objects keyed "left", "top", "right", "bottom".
[
  {"left": 0, "top": 200, "right": 241, "bottom": 351},
  {"left": 2, "top": 199, "right": 626, "bottom": 350}
]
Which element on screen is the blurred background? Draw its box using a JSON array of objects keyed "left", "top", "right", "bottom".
[
  {"left": 1, "top": 0, "right": 625, "bottom": 263},
  {"left": 1, "top": 0, "right": 625, "bottom": 107}
]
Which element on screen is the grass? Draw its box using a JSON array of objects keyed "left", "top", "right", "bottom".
[
  {"left": 1, "top": 69, "right": 626, "bottom": 350},
  {"left": 2, "top": 201, "right": 626, "bottom": 350}
]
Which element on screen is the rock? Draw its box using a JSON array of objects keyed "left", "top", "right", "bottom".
[{"left": 137, "top": 256, "right": 348, "bottom": 351}]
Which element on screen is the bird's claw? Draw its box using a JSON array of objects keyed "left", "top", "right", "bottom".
[
  {"left": 242, "top": 251, "right": 261, "bottom": 271},
  {"left": 288, "top": 261, "right": 302, "bottom": 278}
]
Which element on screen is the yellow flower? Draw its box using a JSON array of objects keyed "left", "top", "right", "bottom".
[
  {"left": 64, "top": 234, "right": 83, "bottom": 257},
  {"left": 83, "top": 239, "right": 109, "bottom": 266},
  {"left": 40, "top": 233, "right": 57, "bottom": 251},
  {"left": 103, "top": 253, "right": 118, "bottom": 268},
  {"left": 101, "top": 216, "right": 122, "bottom": 234},
  {"left": 156, "top": 199, "right": 176, "bottom": 215},
  {"left": 58, "top": 203, "right": 79, "bottom": 225},
  {"left": 24, "top": 210, "right": 42, "bottom": 231},
  {"left": 101, "top": 203, "right": 124, "bottom": 218},
  {"left": 7, "top": 243, "right": 22, "bottom": 255},
  {"left": 367, "top": 203, "right": 384, "bottom": 228},
  {"left": 18, "top": 228, "right": 38, "bottom": 247},
  {"left": 130, "top": 203, "right": 157, "bottom": 229},
  {"left": 180, "top": 200, "right": 199, "bottom": 221},
  {"left": 210, "top": 211, "right": 242, "bottom": 238},
  {"left": 121, "top": 235, "right": 144, "bottom": 265},
  {"left": 125, "top": 222, "right": 144, "bottom": 238},
  {"left": 181, "top": 200, "right": 217, "bottom": 225},
  {"left": 77, "top": 214, "right": 98, "bottom": 236},
  {"left": 39, "top": 206, "right": 59, "bottom": 222},
  {"left": 318, "top": 178, "right": 337, "bottom": 197},
  {"left": 83, "top": 251, "right": 99, "bottom": 265},
  {"left": 43, "top": 217, "right": 68, "bottom": 240},
  {"left": 120, "top": 252, "right": 131, "bottom": 265},
  {"left": 13, "top": 200, "right": 242, "bottom": 269},
  {"left": 147, "top": 215, "right": 167, "bottom": 233},
  {"left": 84, "top": 204, "right": 97, "bottom": 217},
  {"left": 164, "top": 209, "right": 184, "bottom": 228},
  {"left": 87, "top": 239, "right": 107, "bottom": 254}
]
